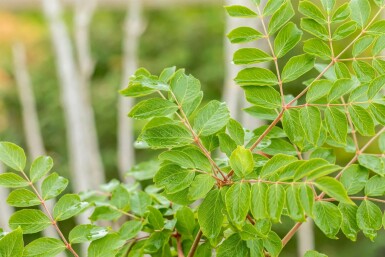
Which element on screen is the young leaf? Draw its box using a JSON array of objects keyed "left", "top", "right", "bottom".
[
  {"left": 267, "top": 183, "right": 285, "bottom": 222},
  {"left": 369, "top": 103, "right": 385, "bottom": 125},
  {"left": 154, "top": 164, "right": 195, "bottom": 194},
  {"left": 327, "top": 78, "right": 355, "bottom": 102},
  {"left": 320, "top": 0, "right": 335, "bottom": 12},
  {"left": 313, "top": 201, "right": 342, "bottom": 239},
  {"left": 299, "top": 106, "right": 322, "bottom": 145},
  {"left": 217, "top": 234, "right": 248, "bottom": 257},
  {"left": 348, "top": 105, "right": 375, "bottom": 136},
  {"left": 233, "top": 48, "right": 273, "bottom": 64},
  {"left": 306, "top": 80, "right": 333, "bottom": 102},
  {"left": 30, "top": 156, "right": 53, "bottom": 183},
  {"left": 268, "top": 1, "right": 294, "bottom": 34},
  {"left": 263, "top": 231, "right": 282, "bottom": 257},
  {"left": 286, "top": 185, "right": 305, "bottom": 222},
  {"left": 6, "top": 189, "right": 40, "bottom": 207},
  {"left": 23, "top": 238, "right": 66, "bottom": 257},
  {"left": 339, "top": 203, "right": 359, "bottom": 241},
  {"left": 193, "top": 100, "right": 230, "bottom": 136},
  {"left": 357, "top": 200, "right": 382, "bottom": 241},
  {"left": 251, "top": 183, "right": 269, "bottom": 220},
  {"left": 69, "top": 224, "right": 109, "bottom": 244},
  {"left": 0, "top": 142, "right": 26, "bottom": 171},
  {"left": 260, "top": 154, "right": 297, "bottom": 178},
  {"left": 188, "top": 174, "right": 216, "bottom": 200},
  {"left": 53, "top": 194, "right": 89, "bottom": 221},
  {"left": 0, "top": 173, "right": 28, "bottom": 188},
  {"left": 41, "top": 173, "right": 69, "bottom": 200},
  {"left": 146, "top": 206, "right": 164, "bottom": 231},
  {"left": 300, "top": 18, "right": 328, "bottom": 40},
  {"left": 274, "top": 22, "right": 303, "bottom": 58},
  {"left": 227, "top": 27, "right": 263, "bottom": 44},
  {"left": 225, "top": 182, "right": 251, "bottom": 229},
  {"left": 340, "top": 165, "right": 369, "bottom": 195},
  {"left": 352, "top": 36, "right": 375, "bottom": 56},
  {"left": 128, "top": 98, "right": 178, "bottom": 119},
  {"left": 230, "top": 146, "right": 254, "bottom": 178},
  {"left": 235, "top": 67, "right": 278, "bottom": 86},
  {"left": 365, "top": 175, "right": 385, "bottom": 196},
  {"left": 281, "top": 54, "right": 315, "bottom": 82},
  {"left": 333, "top": 21, "right": 357, "bottom": 40},
  {"left": 88, "top": 234, "right": 125, "bottom": 257},
  {"left": 324, "top": 107, "right": 348, "bottom": 144},
  {"left": 367, "top": 75, "right": 385, "bottom": 99},
  {"left": 0, "top": 227, "right": 23, "bottom": 257},
  {"left": 299, "top": 1, "right": 326, "bottom": 24},
  {"left": 225, "top": 5, "right": 257, "bottom": 17},
  {"left": 227, "top": 119, "right": 244, "bottom": 145},
  {"left": 282, "top": 109, "right": 305, "bottom": 145},
  {"left": 350, "top": 0, "right": 371, "bottom": 28},
  {"left": 198, "top": 189, "right": 224, "bottom": 239},
  {"left": 303, "top": 38, "right": 332, "bottom": 60},
  {"left": 119, "top": 220, "right": 142, "bottom": 241},
  {"left": 9, "top": 209, "right": 51, "bottom": 234},
  {"left": 332, "top": 3, "right": 349, "bottom": 22},
  {"left": 358, "top": 155, "right": 385, "bottom": 176},
  {"left": 243, "top": 86, "right": 281, "bottom": 109},
  {"left": 263, "top": 0, "right": 285, "bottom": 16},
  {"left": 314, "top": 177, "right": 354, "bottom": 205},
  {"left": 299, "top": 184, "right": 314, "bottom": 216},
  {"left": 175, "top": 206, "right": 195, "bottom": 237}
]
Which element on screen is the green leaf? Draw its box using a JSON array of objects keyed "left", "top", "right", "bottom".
[
  {"left": 29, "top": 156, "right": 53, "bottom": 183},
  {"left": 282, "top": 109, "right": 305, "bottom": 146},
  {"left": 154, "top": 164, "right": 195, "bottom": 194},
  {"left": 303, "top": 38, "right": 332, "bottom": 60},
  {"left": 341, "top": 165, "right": 369, "bottom": 195},
  {"left": 159, "top": 146, "right": 210, "bottom": 171},
  {"left": 175, "top": 206, "right": 195, "bottom": 237},
  {"left": 235, "top": 67, "right": 278, "bottom": 86},
  {"left": 268, "top": 1, "right": 294, "bottom": 34},
  {"left": 119, "top": 220, "right": 142, "bottom": 241},
  {"left": 110, "top": 185, "right": 130, "bottom": 210},
  {"left": 357, "top": 200, "right": 382, "bottom": 241},
  {"left": 225, "top": 182, "right": 251, "bottom": 229},
  {"left": 263, "top": 0, "right": 284, "bottom": 16},
  {"left": 367, "top": 21, "right": 385, "bottom": 35},
  {"left": 313, "top": 201, "right": 342, "bottom": 239},
  {"left": 299, "top": 184, "right": 314, "bottom": 216},
  {"left": 281, "top": 54, "right": 315, "bottom": 83},
  {"left": 9, "top": 209, "right": 51, "bottom": 234},
  {"left": 188, "top": 174, "right": 216, "bottom": 200},
  {"left": 260, "top": 154, "right": 297, "bottom": 178},
  {"left": 227, "top": 27, "right": 263, "bottom": 44},
  {"left": 233, "top": 48, "right": 273, "bottom": 65},
  {"left": 333, "top": 21, "right": 357, "bottom": 40},
  {"left": 6, "top": 189, "right": 40, "bottom": 207},
  {"left": 300, "top": 18, "right": 328, "bottom": 40},
  {"left": 243, "top": 86, "right": 281, "bottom": 109},
  {"left": 128, "top": 98, "right": 178, "bottom": 119},
  {"left": 348, "top": 105, "right": 375, "bottom": 136},
  {"left": 159, "top": 66, "right": 176, "bottom": 82},
  {"left": 327, "top": 78, "right": 355, "bottom": 102},
  {"left": 130, "top": 191, "right": 152, "bottom": 216},
  {"left": 53, "top": 194, "right": 89, "bottom": 221},
  {"left": 88, "top": 234, "right": 126, "bottom": 257},
  {"left": 119, "top": 83, "right": 155, "bottom": 98},
  {"left": 23, "top": 238, "right": 66, "bottom": 257},
  {"left": 0, "top": 227, "right": 23, "bottom": 257},
  {"left": 353, "top": 61, "right": 376, "bottom": 83},
  {"left": 69, "top": 224, "right": 109, "bottom": 244},
  {"left": 227, "top": 119, "right": 244, "bottom": 145},
  {"left": 0, "top": 142, "right": 26, "bottom": 171},
  {"left": 146, "top": 206, "right": 164, "bottom": 230},
  {"left": 198, "top": 189, "right": 224, "bottom": 239},
  {"left": 369, "top": 103, "right": 385, "bottom": 125},
  {"left": 339, "top": 203, "right": 359, "bottom": 241},
  {"left": 225, "top": 5, "right": 257, "bottom": 17},
  {"left": 350, "top": 0, "right": 371, "bottom": 28},
  {"left": 320, "top": 0, "right": 335, "bottom": 12},
  {"left": 380, "top": 133, "right": 385, "bottom": 153},
  {"left": 358, "top": 155, "right": 385, "bottom": 176},
  {"left": 274, "top": 22, "right": 303, "bottom": 58},
  {"left": 193, "top": 100, "right": 230, "bottom": 136},
  {"left": 306, "top": 80, "right": 333, "bottom": 102},
  {"left": 304, "top": 250, "right": 328, "bottom": 257},
  {"left": 251, "top": 183, "right": 269, "bottom": 220},
  {"left": 90, "top": 206, "right": 121, "bottom": 222},
  {"left": 41, "top": 173, "right": 68, "bottom": 200},
  {"left": 352, "top": 36, "right": 375, "bottom": 56},
  {"left": 314, "top": 177, "right": 353, "bottom": 205},
  {"left": 217, "top": 234, "right": 248, "bottom": 257},
  {"left": 229, "top": 146, "right": 254, "bottom": 178},
  {"left": 299, "top": 1, "right": 326, "bottom": 24},
  {"left": 267, "top": 183, "right": 285, "bottom": 222},
  {"left": 300, "top": 106, "right": 322, "bottom": 145},
  {"left": 310, "top": 148, "right": 336, "bottom": 164},
  {"left": 374, "top": 0, "right": 385, "bottom": 7},
  {"left": 324, "top": 107, "right": 348, "bottom": 144},
  {"left": 286, "top": 185, "right": 305, "bottom": 222},
  {"left": 263, "top": 231, "right": 282, "bottom": 257},
  {"left": 141, "top": 118, "right": 193, "bottom": 148},
  {"left": 0, "top": 173, "right": 28, "bottom": 188},
  {"left": 332, "top": 3, "right": 350, "bottom": 22},
  {"left": 367, "top": 75, "right": 385, "bottom": 99},
  {"left": 365, "top": 175, "right": 385, "bottom": 196}
]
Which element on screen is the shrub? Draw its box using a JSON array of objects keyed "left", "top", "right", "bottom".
[{"left": 2, "top": 0, "right": 385, "bottom": 256}]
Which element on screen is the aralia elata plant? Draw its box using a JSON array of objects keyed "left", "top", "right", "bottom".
[{"left": 2, "top": 0, "right": 385, "bottom": 256}]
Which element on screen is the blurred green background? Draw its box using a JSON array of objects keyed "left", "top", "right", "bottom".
[{"left": 0, "top": 1, "right": 384, "bottom": 256}]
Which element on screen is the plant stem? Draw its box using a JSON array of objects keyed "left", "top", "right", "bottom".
[{"left": 187, "top": 230, "right": 203, "bottom": 257}]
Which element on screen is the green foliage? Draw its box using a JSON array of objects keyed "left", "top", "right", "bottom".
[{"left": 2, "top": 0, "right": 385, "bottom": 256}]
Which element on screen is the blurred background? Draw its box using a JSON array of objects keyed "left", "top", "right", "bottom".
[{"left": 0, "top": 0, "right": 384, "bottom": 256}]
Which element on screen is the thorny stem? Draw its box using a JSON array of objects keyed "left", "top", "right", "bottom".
[{"left": 19, "top": 170, "right": 79, "bottom": 257}]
